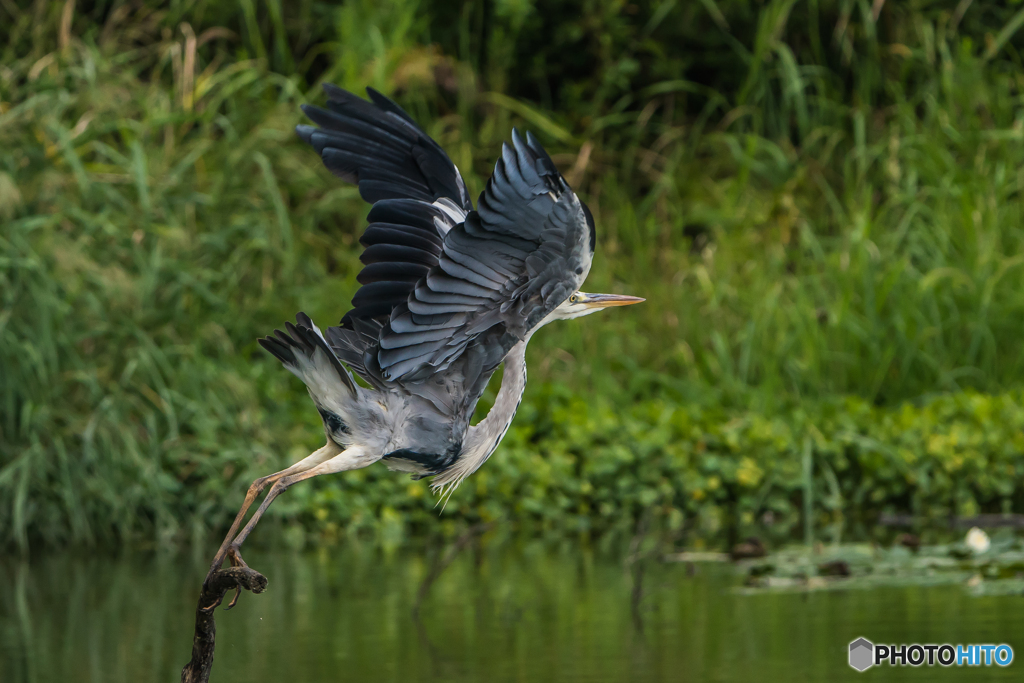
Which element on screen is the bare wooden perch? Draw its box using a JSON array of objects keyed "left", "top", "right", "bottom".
[{"left": 181, "top": 566, "right": 268, "bottom": 683}]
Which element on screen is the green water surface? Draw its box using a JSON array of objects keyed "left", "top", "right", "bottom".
[{"left": 1, "top": 544, "right": 1020, "bottom": 682}]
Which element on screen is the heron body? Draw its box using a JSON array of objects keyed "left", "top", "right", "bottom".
[{"left": 206, "top": 84, "right": 641, "bottom": 582}]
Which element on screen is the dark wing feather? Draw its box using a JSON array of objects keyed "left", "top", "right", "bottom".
[
  {"left": 326, "top": 316, "right": 383, "bottom": 382},
  {"left": 297, "top": 85, "right": 472, "bottom": 381},
  {"left": 368, "top": 129, "right": 594, "bottom": 392},
  {"left": 341, "top": 199, "right": 462, "bottom": 328},
  {"left": 297, "top": 86, "right": 593, "bottom": 410},
  {"left": 297, "top": 84, "right": 471, "bottom": 209}
]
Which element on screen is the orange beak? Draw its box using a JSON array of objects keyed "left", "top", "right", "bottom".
[{"left": 580, "top": 293, "right": 646, "bottom": 309}]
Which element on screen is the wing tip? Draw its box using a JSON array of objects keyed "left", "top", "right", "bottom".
[
  {"left": 322, "top": 82, "right": 350, "bottom": 101},
  {"left": 511, "top": 127, "right": 526, "bottom": 148}
]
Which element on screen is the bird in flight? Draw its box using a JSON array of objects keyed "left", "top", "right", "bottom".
[{"left": 204, "top": 84, "right": 642, "bottom": 594}]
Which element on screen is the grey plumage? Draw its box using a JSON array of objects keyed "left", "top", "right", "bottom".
[
  {"left": 204, "top": 85, "right": 642, "bottom": 586},
  {"left": 262, "top": 86, "right": 619, "bottom": 491}
]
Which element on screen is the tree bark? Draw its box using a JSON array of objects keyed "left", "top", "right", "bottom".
[{"left": 180, "top": 566, "right": 267, "bottom": 683}]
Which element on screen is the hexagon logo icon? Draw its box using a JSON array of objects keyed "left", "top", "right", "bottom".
[{"left": 849, "top": 637, "right": 874, "bottom": 671}]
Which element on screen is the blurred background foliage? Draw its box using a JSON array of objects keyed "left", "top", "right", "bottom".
[{"left": 4, "top": 0, "right": 1024, "bottom": 551}]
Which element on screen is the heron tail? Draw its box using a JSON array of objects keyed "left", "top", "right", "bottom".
[{"left": 258, "top": 312, "right": 358, "bottom": 396}]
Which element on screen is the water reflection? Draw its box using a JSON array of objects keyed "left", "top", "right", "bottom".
[{"left": 1, "top": 543, "right": 1021, "bottom": 682}]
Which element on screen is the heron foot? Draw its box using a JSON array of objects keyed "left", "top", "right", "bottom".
[
  {"left": 220, "top": 544, "right": 249, "bottom": 610},
  {"left": 227, "top": 543, "right": 249, "bottom": 568},
  {"left": 198, "top": 594, "right": 224, "bottom": 614},
  {"left": 196, "top": 565, "right": 268, "bottom": 615},
  {"left": 224, "top": 584, "right": 243, "bottom": 610}
]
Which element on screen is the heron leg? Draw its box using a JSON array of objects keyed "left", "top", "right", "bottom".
[
  {"left": 204, "top": 442, "right": 340, "bottom": 586},
  {"left": 227, "top": 448, "right": 377, "bottom": 561}
]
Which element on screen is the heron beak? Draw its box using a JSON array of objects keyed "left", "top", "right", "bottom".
[{"left": 581, "top": 293, "right": 646, "bottom": 309}]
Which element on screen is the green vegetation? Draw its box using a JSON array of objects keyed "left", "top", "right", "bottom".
[
  {"left": 290, "top": 387, "right": 1024, "bottom": 550},
  {"left": 4, "top": 1, "right": 1024, "bottom": 550}
]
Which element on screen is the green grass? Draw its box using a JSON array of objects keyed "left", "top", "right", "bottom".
[{"left": 4, "top": 1, "right": 1024, "bottom": 549}]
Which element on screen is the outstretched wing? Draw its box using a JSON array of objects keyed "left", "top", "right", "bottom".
[
  {"left": 365, "top": 129, "right": 595, "bottom": 391},
  {"left": 297, "top": 85, "right": 471, "bottom": 339},
  {"left": 296, "top": 85, "right": 596, "bottom": 414},
  {"left": 297, "top": 84, "right": 471, "bottom": 208}
]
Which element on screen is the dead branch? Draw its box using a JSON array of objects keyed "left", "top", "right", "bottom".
[{"left": 180, "top": 566, "right": 268, "bottom": 683}]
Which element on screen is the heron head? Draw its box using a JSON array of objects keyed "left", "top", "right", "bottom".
[{"left": 553, "top": 291, "right": 645, "bottom": 321}]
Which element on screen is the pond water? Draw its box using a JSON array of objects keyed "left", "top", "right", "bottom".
[{"left": 1, "top": 543, "right": 1021, "bottom": 682}]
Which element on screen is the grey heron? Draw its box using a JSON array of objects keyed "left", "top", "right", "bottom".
[{"left": 204, "top": 84, "right": 642, "bottom": 591}]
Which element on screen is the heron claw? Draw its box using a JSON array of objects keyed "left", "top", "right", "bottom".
[
  {"left": 199, "top": 592, "right": 225, "bottom": 613},
  {"left": 224, "top": 584, "right": 243, "bottom": 610},
  {"left": 227, "top": 543, "right": 248, "bottom": 568}
]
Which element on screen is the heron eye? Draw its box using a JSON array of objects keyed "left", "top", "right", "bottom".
[{"left": 569, "top": 294, "right": 578, "bottom": 303}]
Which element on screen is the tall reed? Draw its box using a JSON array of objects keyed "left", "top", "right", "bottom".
[{"left": 4, "top": 0, "right": 1024, "bottom": 548}]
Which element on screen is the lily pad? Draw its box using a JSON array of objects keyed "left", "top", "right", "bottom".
[{"left": 733, "top": 540, "right": 1024, "bottom": 595}]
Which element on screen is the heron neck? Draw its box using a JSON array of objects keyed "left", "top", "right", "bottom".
[
  {"left": 430, "top": 342, "right": 528, "bottom": 494},
  {"left": 473, "top": 341, "right": 528, "bottom": 451},
  {"left": 433, "top": 341, "right": 527, "bottom": 492}
]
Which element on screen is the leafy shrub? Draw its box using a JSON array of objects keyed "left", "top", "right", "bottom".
[
  {"left": 6, "top": 2, "right": 1024, "bottom": 550},
  {"left": 290, "top": 388, "right": 1024, "bottom": 548}
]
